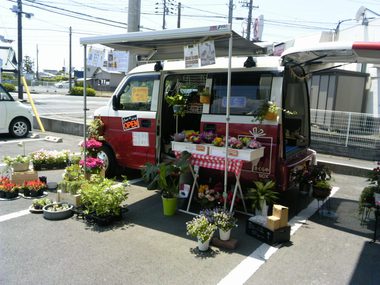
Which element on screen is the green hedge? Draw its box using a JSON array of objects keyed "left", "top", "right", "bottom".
[
  {"left": 2, "top": 83, "right": 16, "bottom": 92},
  {"left": 69, "top": 86, "right": 96, "bottom": 96}
]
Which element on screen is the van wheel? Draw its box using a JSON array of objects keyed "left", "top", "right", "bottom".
[
  {"left": 97, "top": 145, "right": 117, "bottom": 178},
  {"left": 9, "top": 118, "right": 29, "bottom": 138}
]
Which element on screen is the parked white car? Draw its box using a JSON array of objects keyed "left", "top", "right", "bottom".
[
  {"left": 0, "top": 84, "right": 33, "bottom": 138},
  {"left": 54, "top": 81, "right": 69, "bottom": 88}
]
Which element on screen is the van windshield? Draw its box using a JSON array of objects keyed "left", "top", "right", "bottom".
[{"left": 210, "top": 72, "right": 273, "bottom": 115}]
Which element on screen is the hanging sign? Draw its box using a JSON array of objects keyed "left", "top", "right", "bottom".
[
  {"left": 199, "top": 40, "right": 216, "bottom": 66},
  {"left": 184, "top": 44, "right": 199, "bottom": 68},
  {"left": 122, "top": 115, "right": 139, "bottom": 131}
]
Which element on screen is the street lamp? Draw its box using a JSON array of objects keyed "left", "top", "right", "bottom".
[{"left": 11, "top": 1, "right": 33, "bottom": 101}]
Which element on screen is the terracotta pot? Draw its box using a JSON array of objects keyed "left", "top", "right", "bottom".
[
  {"left": 264, "top": 112, "right": 277, "bottom": 121},
  {"left": 199, "top": 95, "right": 210, "bottom": 104}
]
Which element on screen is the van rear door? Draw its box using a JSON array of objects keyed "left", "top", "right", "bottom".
[{"left": 281, "top": 41, "right": 380, "bottom": 66}]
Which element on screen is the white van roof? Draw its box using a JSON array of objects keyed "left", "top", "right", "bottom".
[{"left": 129, "top": 56, "right": 283, "bottom": 74}]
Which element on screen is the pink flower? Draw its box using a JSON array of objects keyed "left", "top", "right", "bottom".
[
  {"left": 79, "top": 157, "right": 104, "bottom": 170},
  {"left": 81, "top": 139, "right": 102, "bottom": 149}
]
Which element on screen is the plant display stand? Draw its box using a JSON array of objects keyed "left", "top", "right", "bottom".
[{"left": 10, "top": 169, "right": 38, "bottom": 185}]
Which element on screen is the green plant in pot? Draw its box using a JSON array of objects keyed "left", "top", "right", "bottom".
[
  {"left": 3, "top": 155, "right": 30, "bottom": 172},
  {"left": 142, "top": 151, "right": 191, "bottom": 216},
  {"left": 245, "top": 180, "right": 278, "bottom": 216},
  {"left": 186, "top": 214, "right": 217, "bottom": 251},
  {"left": 165, "top": 92, "right": 187, "bottom": 117},
  {"left": 312, "top": 180, "right": 332, "bottom": 200},
  {"left": 310, "top": 164, "right": 332, "bottom": 200}
]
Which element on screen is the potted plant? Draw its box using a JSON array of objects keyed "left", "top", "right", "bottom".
[
  {"left": 312, "top": 180, "right": 332, "bottom": 200},
  {"left": 165, "top": 92, "right": 187, "bottom": 117},
  {"left": 79, "top": 176, "right": 129, "bottom": 226},
  {"left": 30, "top": 197, "right": 53, "bottom": 213},
  {"left": 0, "top": 180, "right": 18, "bottom": 199},
  {"left": 142, "top": 151, "right": 191, "bottom": 216},
  {"left": 24, "top": 179, "right": 46, "bottom": 197},
  {"left": 186, "top": 214, "right": 217, "bottom": 251},
  {"left": 3, "top": 155, "right": 30, "bottom": 172},
  {"left": 43, "top": 202, "right": 74, "bottom": 220},
  {"left": 245, "top": 180, "right": 279, "bottom": 216},
  {"left": 199, "top": 87, "right": 211, "bottom": 104},
  {"left": 88, "top": 117, "right": 105, "bottom": 139},
  {"left": 367, "top": 164, "right": 380, "bottom": 203},
  {"left": 212, "top": 208, "right": 238, "bottom": 241}
]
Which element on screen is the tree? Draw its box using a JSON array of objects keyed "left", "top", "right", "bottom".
[{"left": 23, "top": 56, "right": 34, "bottom": 74}]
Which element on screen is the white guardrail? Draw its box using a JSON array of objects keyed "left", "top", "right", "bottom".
[{"left": 310, "top": 109, "right": 380, "bottom": 148}]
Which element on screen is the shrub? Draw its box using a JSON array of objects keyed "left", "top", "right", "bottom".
[
  {"left": 69, "top": 86, "right": 96, "bottom": 96},
  {"left": 2, "top": 83, "right": 16, "bottom": 92}
]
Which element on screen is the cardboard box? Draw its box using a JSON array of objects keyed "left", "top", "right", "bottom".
[
  {"left": 11, "top": 170, "right": 38, "bottom": 185},
  {"left": 57, "top": 190, "right": 81, "bottom": 207},
  {"left": 273, "top": 204, "right": 289, "bottom": 228},
  {"left": 266, "top": 215, "right": 281, "bottom": 231}
]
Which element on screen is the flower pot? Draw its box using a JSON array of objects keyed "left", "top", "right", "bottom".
[
  {"left": 312, "top": 186, "right": 331, "bottom": 200},
  {"left": 43, "top": 203, "right": 73, "bottom": 220},
  {"left": 264, "top": 112, "right": 277, "bottom": 121},
  {"left": 0, "top": 190, "right": 5, "bottom": 198},
  {"left": 199, "top": 95, "right": 210, "bottom": 104},
  {"left": 255, "top": 200, "right": 268, "bottom": 217},
  {"left": 172, "top": 105, "right": 183, "bottom": 114},
  {"left": 162, "top": 196, "right": 177, "bottom": 216},
  {"left": 12, "top": 162, "right": 30, "bottom": 172},
  {"left": 219, "top": 228, "right": 231, "bottom": 241},
  {"left": 5, "top": 190, "right": 18, "bottom": 199},
  {"left": 197, "top": 238, "right": 210, "bottom": 251}
]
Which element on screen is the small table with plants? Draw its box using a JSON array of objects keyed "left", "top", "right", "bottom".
[{"left": 175, "top": 152, "right": 253, "bottom": 215}]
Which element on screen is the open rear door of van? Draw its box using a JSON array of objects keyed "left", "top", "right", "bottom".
[{"left": 281, "top": 41, "right": 380, "bottom": 67}]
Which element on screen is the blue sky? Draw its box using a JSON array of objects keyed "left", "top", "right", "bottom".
[{"left": 1, "top": 0, "right": 379, "bottom": 70}]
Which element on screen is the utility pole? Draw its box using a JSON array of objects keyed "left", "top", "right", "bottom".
[
  {"left": 177, "top": 2, "right": 181, "bottom": 28},
  {"left": 241, "top": 0, "right": 258, "bottom": 40},
  {"left": 228, "top": 0, "right": 234, "bottom": 24},
  {"left": 69, "top": 26, "right": 72, "bottom": 91},
  {"left": 11, "top": 0, "right": 33, "bottom": 100},
  {"left": 128, "top": 0, "right": 141, "bottom": 70},
  {"left": 163, "top": 0, "right": 167, "bottom": 29},
  {"left": 17, "top": 0, "right": 23, "bottom": 100},
  {"left": 36, "top": 44, "right": 39, "bottom": 80}
]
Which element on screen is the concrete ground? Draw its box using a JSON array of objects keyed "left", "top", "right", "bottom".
[{"left": 1, "top": 131, "right": 379, "bottom": 285}]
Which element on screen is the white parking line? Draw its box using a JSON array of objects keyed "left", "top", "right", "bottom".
[
  {"left": 217, "top": 186, "right": 340, "bottom": 285},
  {"left": 0, "top": 209, "right": 30, "bottom": 223}
]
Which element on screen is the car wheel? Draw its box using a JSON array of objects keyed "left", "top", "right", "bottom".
[
  {"left": 9, "top": 118, "right": 29, "bottom": 138},
  {"left": 97, "top": 145, "right": 117, "bottom": 178}
]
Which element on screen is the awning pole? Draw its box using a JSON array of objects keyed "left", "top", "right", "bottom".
[
  {"left": 223, "top": 30, "right": 233, "bottom": 211},
  {"left": 83, "top": 44, "right": 87, "bottom": 175}
]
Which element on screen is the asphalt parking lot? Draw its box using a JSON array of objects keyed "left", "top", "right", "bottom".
[{"left": 1, "top": 131, "right": 380, "bottom": 285}]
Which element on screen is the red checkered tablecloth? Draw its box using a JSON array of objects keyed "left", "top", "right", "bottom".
[{"left": 175, "top": 151, "right": 243, "bottom": 176}]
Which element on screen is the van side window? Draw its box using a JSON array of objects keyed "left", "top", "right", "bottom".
[
  {"left": 210, "top": 72, "right": 273, "bottom": 115},
  {"left": 117, "top": 75, "right": 156, "bottom": 111}
]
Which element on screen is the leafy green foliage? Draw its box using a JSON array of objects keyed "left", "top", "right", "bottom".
[
  {"left": 3, "top": 155, "right": 30, "bottom": 166},
  {"left": 70, "top": 86, "right": 96, "bottom": 96},
  {"left": 245, "top": 180, "right": 278, "bottom": 211},
  {"left": 2, "top": 83, "right": 16, "bottom": 92},
  {"left": 79, "top": 177, "right": 128, "bottom": 217}
]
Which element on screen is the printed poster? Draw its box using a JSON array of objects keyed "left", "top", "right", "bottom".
[
  {"left": 131, "top": 87, "right": 149, "bottom": 102},
  {"left": 199, "top": 40, "right": 215, "bottom": 66},
  {"left": 184, "top": 44, "right": 199, "bottom": 68}
]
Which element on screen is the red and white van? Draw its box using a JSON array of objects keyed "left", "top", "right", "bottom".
[{"left": 85, "top": 27, "right": 380, "bottom": 191}]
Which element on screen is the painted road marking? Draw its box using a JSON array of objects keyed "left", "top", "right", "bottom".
[
  {"left": 218, "top": 186, "right": 339, "bottom": 285},
  {"left": 0, "top": 209, "right": 30, "bottom": 223}
]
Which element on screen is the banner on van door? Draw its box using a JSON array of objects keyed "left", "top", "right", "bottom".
[{"left": 122, "top": 115, "right": 140, "bottom": 131}]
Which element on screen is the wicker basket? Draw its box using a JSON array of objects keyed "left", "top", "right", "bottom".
[{"left": 12, "top": 162, "right": 30, "bottom": 172}]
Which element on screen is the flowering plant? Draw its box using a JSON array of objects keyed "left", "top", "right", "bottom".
[
  {"left": 190, "top": 134, "right": 202, "bottom": 144},
  {"left": 212, "top": 208, "right": 238, "bottom": 232},
  {"left": 228, "top": 137, "right": 243, "bottom": 149},
  {"left": 198, "top": 184, "right": 221, "bottom": 207},
  {"left": 79, "top": 157, "right": 104, "bottom": 172},
  {"left": 212, "top": 136, "right": 225, "bottom": 147},
  {"left": 24, "top": 180, "right": 46, "bottom": 191},
  {"left": 186, "top": 214, "right": 217, "bottom": 243},
  {"left": 0, "top": 178, "right": 16, "bottom": 192},
  {"left": 30, "top": 149, "right": 70, "bottom": 165},
  {"left": 81, "top": 139, "right": 102, "bottom": 157},
  {"left": 200, "top": 131, "right": 216, "bottom": 144}
]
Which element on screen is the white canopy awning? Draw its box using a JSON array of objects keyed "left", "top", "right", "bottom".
[{"left": 80, "top": 25, "right": 265, "bottom": 60}]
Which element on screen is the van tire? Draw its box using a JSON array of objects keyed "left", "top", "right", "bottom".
[
  {"left": 9, "top": 118, "right": 29, "bottom": 138},
  {"left": 98, "top": 145, "right": 117, "bottom": 178}
]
